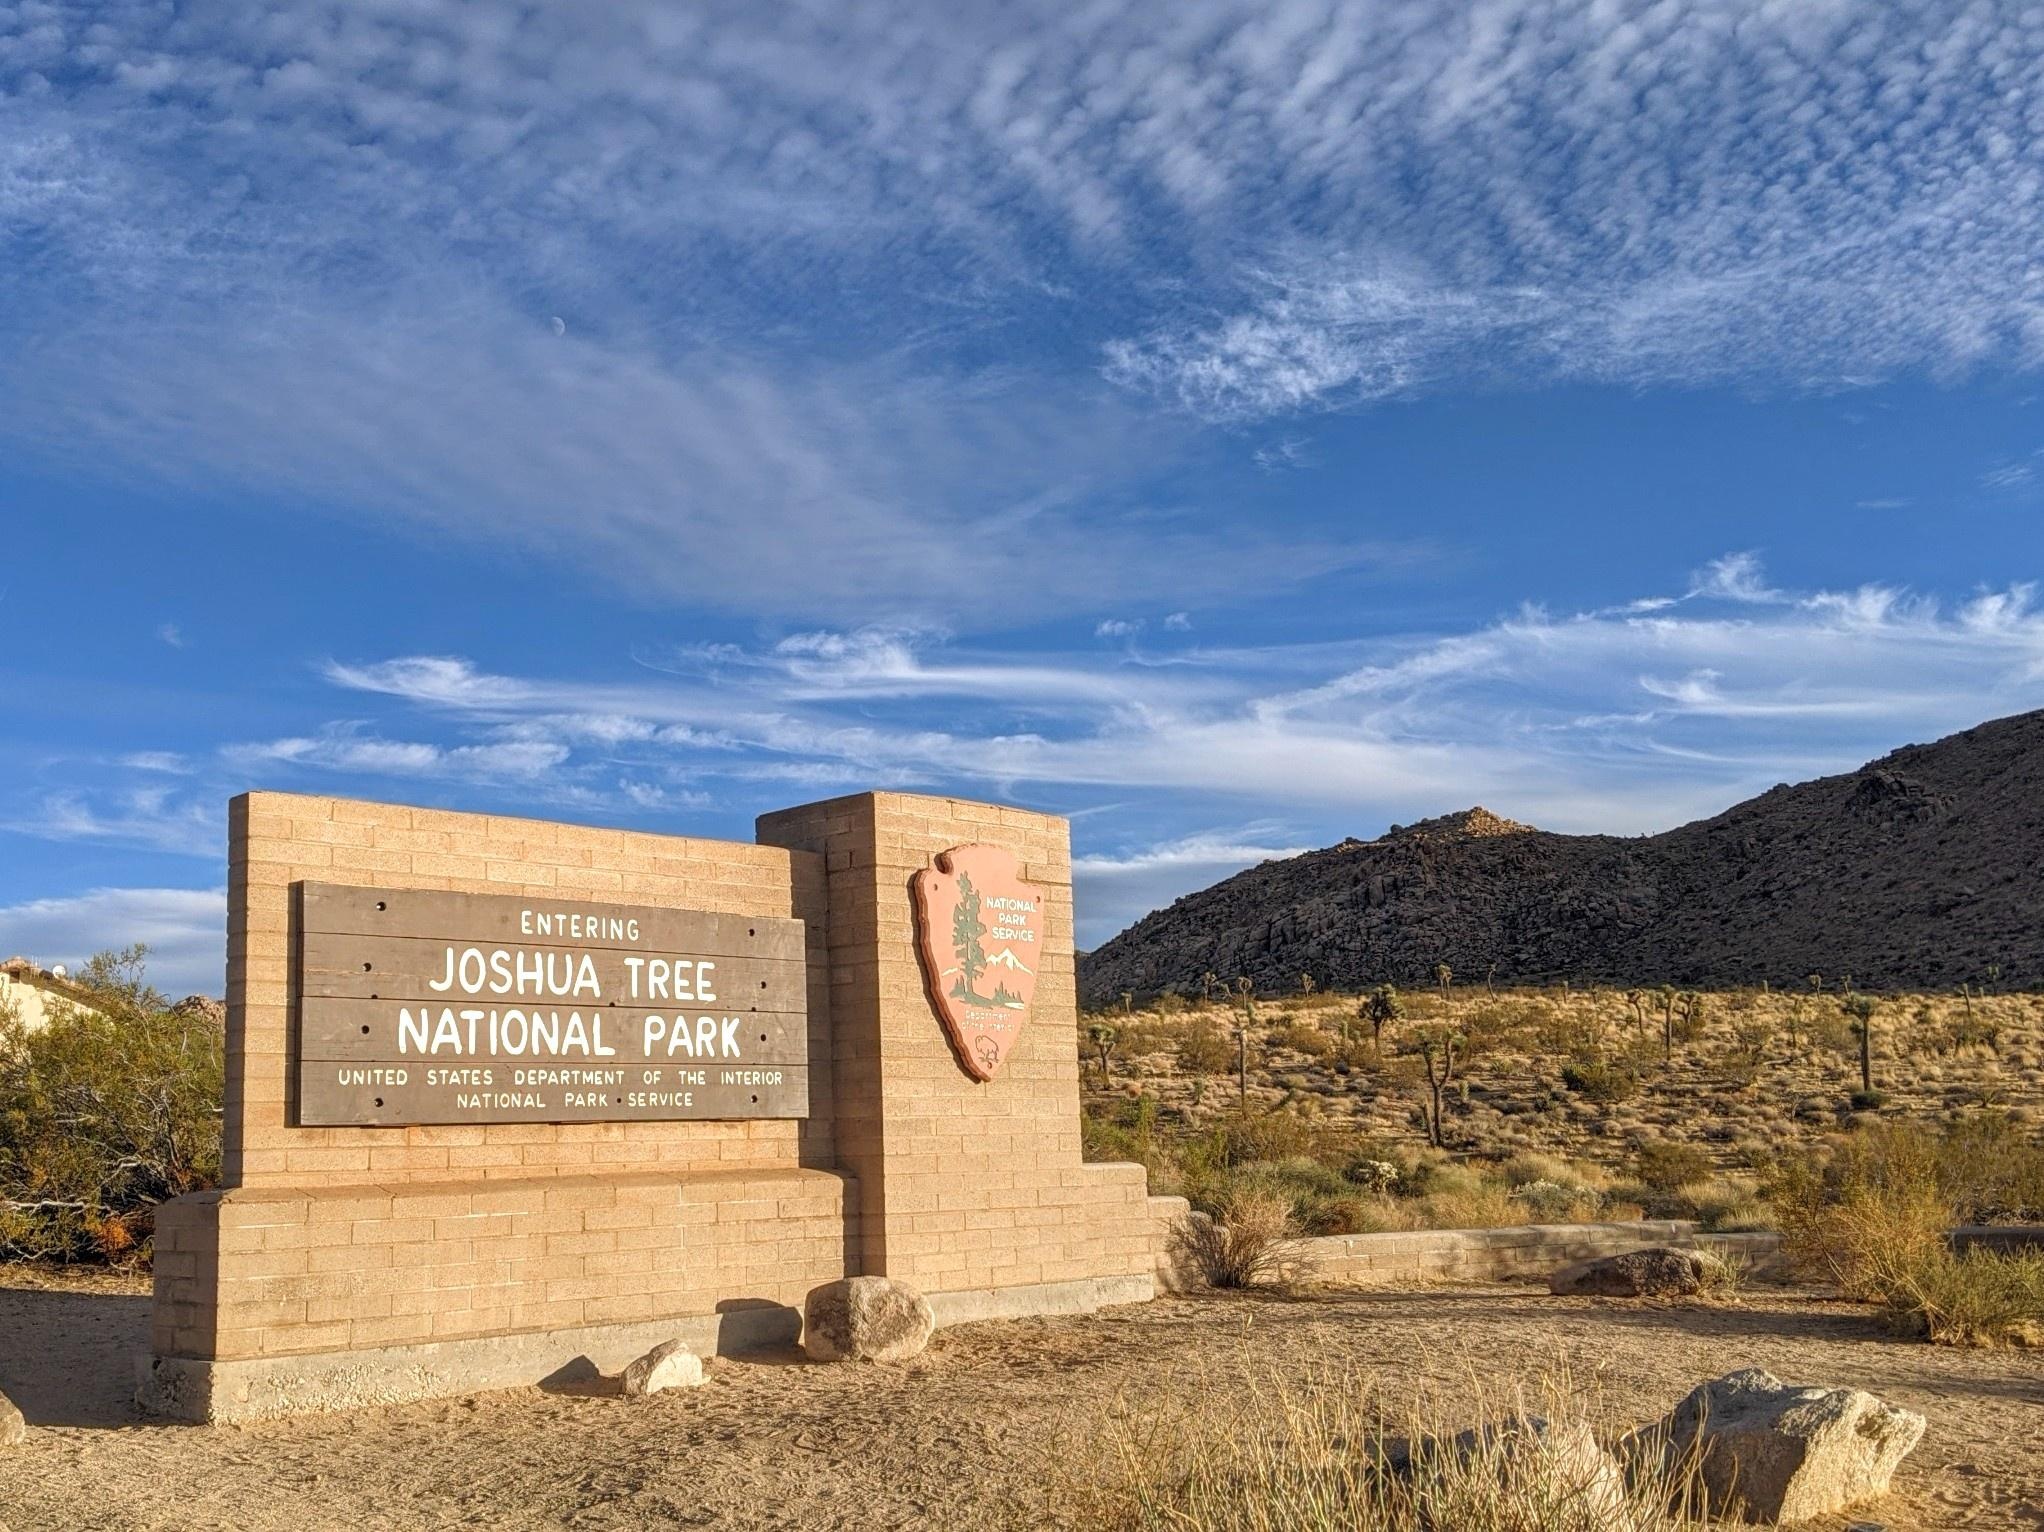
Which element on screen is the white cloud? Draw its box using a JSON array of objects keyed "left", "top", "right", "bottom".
[
  {"left": 296, "top": 560, "right": 2044, "bottom": 843},
  {"left": 1073, "top": 828, "right": 1312, "bottom": 948},
  {"left": 9, "top": 789, "right": 219, "bottom": 856},
  {"left": 1688, "top": 552, "right": 1783, "bottom": 605},
  {"left": 0, "top": 886, "right": 225, "bottom": 998},
  {"left": 226, "top": 726, "right": 570, "bottom": 782},
  {"left": 1095, "top": 619, "right": 1143, "bottom": 639},
  {"left": 156, "top": 621, "right": 185, "bottom": 648}
]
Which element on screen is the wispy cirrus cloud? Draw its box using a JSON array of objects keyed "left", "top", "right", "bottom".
[{"left": 9, "top": 788, "right": 221, "bottom": 857}]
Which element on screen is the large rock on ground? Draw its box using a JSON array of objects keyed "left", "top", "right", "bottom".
[
  {"left": 802, "top": 1277, "right": 935, "bottom": 1363},
  {"left": 1653, "top": 1367, "right": 1925, "bottom": 1523},
  {"left": 619, "top": 1339, "right": 705, "bottom": 1397},
  {"left": 0, "top": 1387, "right": 24, "bottom": 1447},
  {"left": 1548, "top": 1246, "right": 1719, "bottom": 1297}
]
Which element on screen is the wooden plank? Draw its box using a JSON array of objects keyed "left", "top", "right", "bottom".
[
  {"left": 297, "top": 932, "right": 809, "bottom": 1013},
  {"left": 297, "top": 997, "right": 809, "bottom": 1067},
  {"left": 300, "top": 881, "right": 807, "bottom": 960},
  {"left": 296, "top": 1060, "right": 810, "bottom": 1126},
  {"left": 290, "top": 881, "right": 815, "bottom": 1125}
]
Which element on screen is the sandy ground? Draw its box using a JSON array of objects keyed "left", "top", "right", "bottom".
[{"left": 0, "top": 1270, "right": 2038, "bottom": 1531}]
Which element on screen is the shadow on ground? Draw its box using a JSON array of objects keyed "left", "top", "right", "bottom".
[{"left": 0, "top": 1284, "right": 149, "bottom": 1428}]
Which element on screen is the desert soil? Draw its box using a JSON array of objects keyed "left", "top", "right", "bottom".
[{"left": 0, "top": 1269, "right": 2037, "bottom": 1532}]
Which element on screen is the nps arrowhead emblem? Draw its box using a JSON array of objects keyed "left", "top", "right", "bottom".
[{"left": 912, "top": 844, "right": 1044, "bottom": 1081}]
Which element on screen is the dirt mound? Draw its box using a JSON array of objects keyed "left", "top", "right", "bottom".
[{"left": 1081, "top": 709, "right": 2044, "bottom": 1003}]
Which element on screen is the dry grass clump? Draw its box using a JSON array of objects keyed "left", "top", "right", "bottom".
[
  {"left": 1776, "top": 1114, "right": 2044, "bottom": 1345},
  {"left": 1172, "top": 1186, "right": 1304, "bottom": 1290},
  {"left": 1061, "top": 1362, "right": 1707, "bottom": 1532}
]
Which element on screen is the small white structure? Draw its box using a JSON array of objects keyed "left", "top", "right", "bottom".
[{"left": 0, "top": 957, "right": 102, "bottom": 1034}]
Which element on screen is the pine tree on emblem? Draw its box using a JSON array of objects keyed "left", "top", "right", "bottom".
[{"left": 951, "top": 871, "right": 992, "bottom": 1004}]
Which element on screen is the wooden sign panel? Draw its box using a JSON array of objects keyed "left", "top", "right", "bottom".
[{"left": 294, "top": 882, "right": 810, "bottom": 1126}]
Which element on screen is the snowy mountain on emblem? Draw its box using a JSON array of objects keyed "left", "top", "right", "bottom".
[{"left": 985, "top": 949, "right": 1033, "bottom": 974}]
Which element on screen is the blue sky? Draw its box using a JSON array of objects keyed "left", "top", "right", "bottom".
[{"left": 4, "top": 1, "right": 2043, "bottom": 995}]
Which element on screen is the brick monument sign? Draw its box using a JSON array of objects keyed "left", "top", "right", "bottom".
[{"left": 141, "top": 790, "right": 1164, "bottom": 1420}]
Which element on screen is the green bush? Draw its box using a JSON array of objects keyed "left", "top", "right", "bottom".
[
  {"left": 0, "top": 956, "right": 224, "bottom": 1263},
  {"left": 1559, "top": 1054, "right": 1639, "bottom": 1102},
  {"left": 1633, "top": 1140, "right": 1713, "bottom": 1194}
]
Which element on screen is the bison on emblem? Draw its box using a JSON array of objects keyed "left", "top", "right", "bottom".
[{"left": 912, "top": 844, "right": 1044, "bottom": 1081}]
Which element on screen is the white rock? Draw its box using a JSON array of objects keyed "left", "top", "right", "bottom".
[
  {"left": 1654, "top": 1367, "right": 1925, "bottom": 1523},
  {"left": 619, "top": 1339, "right": 705, "bottom": 1397},
  {"left": 801, "top": 1276, "right": 935, "bottom": 1363}
]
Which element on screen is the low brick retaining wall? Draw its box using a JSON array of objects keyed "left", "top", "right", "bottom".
[
  {"left": 1287, "top": 1220, "right": 1783, "bottom": 1285},
  {"left": 1145, "top": 1199, "right": 1782, "bottom": 1291}
]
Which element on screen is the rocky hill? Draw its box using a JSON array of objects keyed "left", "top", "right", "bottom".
[{"left": 1080, "top": 710, "right": 2044, "bottom": 1004}]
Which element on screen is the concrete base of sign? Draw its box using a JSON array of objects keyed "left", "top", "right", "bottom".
[
  {"left": 137, "top": 1303, "right": 803, "bottom": 1424},
  {"left": 924, "top": 1273, "right": 1154, "bottom": 1327},
  {"left": 137, "top": 1273, "right": 1157, "bottom": 1423}
]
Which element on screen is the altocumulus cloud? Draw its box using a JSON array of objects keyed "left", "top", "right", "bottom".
[{"left": 3, "top": 2, "right": 2041, "bottom": 613}]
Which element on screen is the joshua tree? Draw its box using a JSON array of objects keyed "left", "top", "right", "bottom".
[
  {"left": 1409, "top": 1025, "right": 1465, "bottom": 1149},
  {"left": 1086, "top": 1022, "right": 1119, "bottom": 1087},
  {"left": 1843, "top": 992, "right": 1877, "bottom": 1095},
  {"left": 1362, "top": 984, "right": 1403, "bottom": 1056},
  {"left": 1484, "top": 960, "right": 1498, "bottom": 997},
  {"left": 1624, "top": 988, "right": 1647, "bottom": 1034},
  {"left": 1657, "top": 984, "right": 1679, "bottom": 1062},
  {"left": 1119, "top": 991, "right": 1134, "bottom": 1016},
  {"left": 1232, "top": 977, "right": 1256, "bottom": 1105},
  {"left": 1299, "top": 972, "right": 1317, "bottom": 997},
  {"left": 1807, "top": 973, "right": 1824, "bottom": 994},
  {"left": 1199, "top": 971, "right": 1219, "bottom": 1007},
  {"left": 1434, "top": 963, "right": 1453, "bottom": 1004}
]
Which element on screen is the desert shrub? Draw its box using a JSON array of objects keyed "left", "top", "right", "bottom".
[
  {"left": 1176, "top": 1017, "right": 1235, "bottom": 1077},
  {"left": 1185, "top": 1158, "right": 1403, "bottom": 1237},
  {"left": 1507, "top": 1179, "right": 1605, "bottom": 1223},
  {"left": 1790, "top": 1113, "right": 2044, "bottom": 1225},
  {"left": 1170, "top": 1185, "right": 1300, "bottom": 1289},
  {"left": 1782, "top": 1178, "right": 2044, "bottom": 1344},
  {"left": 1273, "top": 1020, "right": 1335, "bottom": 1059},
  {"left": 1196, "top": 1109, "right": 1329, "bottom": 1171},
  {"left": 1633, "top": 1141, "right": 1713, "bottom": 1194},
  {"left": 1775, "top": 1117, "right": 2044, "bottom": 1345},
  {"left": 0, "top": 967, "right": 224, "bottom": 1264},
  {"left": 1067, "top": 1362, "right": 1708, "bottom": 1532},
  {"left": 1682, "top": 1176, "right": 1775, "bottom": 1233},
  {"left": 1559, "top": 1053, "right": 1639, "bottom": 1102},
  {"left": 1083, "top": 1095, "right": 1178, "bottom": 1187}
]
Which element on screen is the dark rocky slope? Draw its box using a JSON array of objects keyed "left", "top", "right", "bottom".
[{"left": 1079, "top": 710, "right": 2044, "bottom": 1003}]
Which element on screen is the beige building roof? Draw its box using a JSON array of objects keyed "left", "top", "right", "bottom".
[{"left": 0, "top": 957, "right": 105, "bottom": 1031}]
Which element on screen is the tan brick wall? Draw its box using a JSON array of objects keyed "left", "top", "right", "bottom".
[
  {"left": 156, "top": 788, "right": 1158, "bottom": 1371},
  {"left": 758, "top": 792, "right": 1151, "bottom": 1293},
  {"left": 227, "top": 792, "right": 835, "bottom": 1185},
  {"left": 154, "top": 1168, "right": 852, "bottom": 1360}
]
